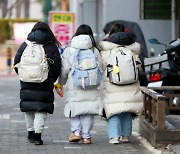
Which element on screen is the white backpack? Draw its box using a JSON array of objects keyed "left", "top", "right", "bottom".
[
  {"left": 107, "top": 46, "right": 138, "bottom": 85},
  {"left": 16, "top": 40, "right": 49, "bottom": 83},
  {"left": 72, "top": 48, "right": 102, "bottom": 89}
]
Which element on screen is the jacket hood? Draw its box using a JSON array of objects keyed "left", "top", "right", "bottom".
[
  {"left": 107, "top": 32, "right": 134, "bottom": 46},
  {"left": 99, "top": 41, "right": 118, "bottom": 51},
  {"left": 27, "top": 30, "right": 53, "bottom": 45},
  {"left": 70, "top": 35, "right": 93, "bottom": 49},
  {"left": 99, "top": 40, "right": 141, "bottom": 55}
]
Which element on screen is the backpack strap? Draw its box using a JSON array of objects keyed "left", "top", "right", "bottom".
[
  {"left": 73, "top": 49, "right": 80, "bottom": 65},
  {"left": 72, "top": 48, "right": 97, "bottom": 74},
  {"left": 25, "top": 40, "right": 33, "bottom": 46},
  {"left": 25, "top": 40, "right": 40, "bottom": 48},
  {"left": 25, "top": 40, "right": 54, "bottom": 64},
  {"left": 108, "top": 46, "right": 120, "bottom": 64},
  {"left": 25, "top": 40, "right": 51, "bottom": 46},
  {"left": 109, "top": 45, "right": 122, "bottom": 55},
  {"left": 71, "top": 49, "right": 80, "bottom": 74}
]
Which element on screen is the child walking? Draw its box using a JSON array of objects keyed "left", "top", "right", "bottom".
[
  {"left": 58, "top": 24, "right": 103, "bottom": 144},
  {"left": 14, "top": 22, "right": 61, "bottom": 145},
  {"left": 99, "top": 23, "right": 143, "bottom": 144}
]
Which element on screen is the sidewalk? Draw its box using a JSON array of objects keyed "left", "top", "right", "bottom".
[
  {"left": 0, "top": 54, "right": 17, "bottom": 78},
  {"left": 0, "top": 74, "right": 179, "bottom": 154}
]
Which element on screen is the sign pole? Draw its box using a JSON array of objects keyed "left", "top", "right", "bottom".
[{"left": 62, "top": 0, "right": 67, "bottom": 11}]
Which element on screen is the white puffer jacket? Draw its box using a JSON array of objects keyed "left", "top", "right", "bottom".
[
  {"left": 99, "top": 41, "right": 143, "bottom": 119},
  {"left": 59, "top": 35, "right": 103, "bottom": 117}
]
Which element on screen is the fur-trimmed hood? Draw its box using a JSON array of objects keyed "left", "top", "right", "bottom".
[
  {"left": 99, "top": 40, "right": 141, "bottom": 55},
  {"left": 70, "top": 35, "right": 93, "bottom": 49}
]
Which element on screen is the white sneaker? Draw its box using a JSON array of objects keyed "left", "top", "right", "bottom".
[
  {"left": 109, "top": 137, "right": 120, "bottom": 144},
  {"left": 120, "top": 136, "right": 129, "bottom": 143}
]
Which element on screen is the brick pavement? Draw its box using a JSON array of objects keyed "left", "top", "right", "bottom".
[
  {"left": 0, "top": 76, "right": 164, "bottom": 154},
  {"left": 1, "top": 46, "right": 179, "bottom": 154}
]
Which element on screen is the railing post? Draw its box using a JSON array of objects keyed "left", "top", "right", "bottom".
[
  {"left": 152, "top": 98, "right": 157, "bottom": 126},
  {"left": 156, "top": 100, "right": 166, "bottom": 130},
  {"left": 144, "top": 93, "right": 148, "bottom": 119}
]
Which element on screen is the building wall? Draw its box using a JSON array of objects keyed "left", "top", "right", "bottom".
[
  {"left": 70, "top": 0, "right": 103, "bottom": 40},
  {"left": 2, "top": 0, "right": 172, "bottom": 57},
  {"left": 105, "top": 0, "right": 172, "bottom": 56},
  {"left": 71, "top": 0, "right": 172, "bottom": 56},
  {"left": 105, "top": 0, "right": 139, "bottom": 22}
]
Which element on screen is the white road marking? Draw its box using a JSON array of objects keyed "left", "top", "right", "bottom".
[
  {"left": 64, "top": 147, "right": 81, "bottom": 149},
  {"left": 53, "top": 140, "right": 69, "bottom": 143},
  {"left": 3, "top": 114, "right": 10, "bottom": 119},
  {"left": 11, "top": 120, "right": 25, "bottom": 123}
]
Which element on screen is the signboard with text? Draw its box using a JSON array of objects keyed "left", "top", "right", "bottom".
[{"left": 49, "top": 12, "right": 75, "bottom": 47}]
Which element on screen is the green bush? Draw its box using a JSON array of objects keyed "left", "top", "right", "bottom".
[
  {"left": 0, "top": 18, "right": 41, "bottom": 43},
  {"left": 0, "top": 19, "right": 9, "bottom": 43}
]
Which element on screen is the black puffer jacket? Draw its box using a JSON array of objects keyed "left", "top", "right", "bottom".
[{"left": 14, "top": 30, "right": 61, "bottom": 114}]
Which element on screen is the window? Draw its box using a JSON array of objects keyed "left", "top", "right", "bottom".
[{"left": 141, "top": 0, "right": 171, "bottom": 20}]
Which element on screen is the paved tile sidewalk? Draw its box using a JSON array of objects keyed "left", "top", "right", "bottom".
[{"left": 0, "top": 77, "right": 162, "bottom": 154}]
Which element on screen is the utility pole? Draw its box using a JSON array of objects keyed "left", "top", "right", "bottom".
[
  {"left": 43, "top": 0, "right": 52, "bottom": 23},
  {"left": 24, "top": 0, "right": 30, "bottom": 18},
  {"left": 62, "top": 0, "right": 67, "bottom": 11},
  {"left": 95, "top": 0, "right": 99, "bottom": 40},
  {"left": 171, "top": 0, "right": 176, "bottom": 39}
]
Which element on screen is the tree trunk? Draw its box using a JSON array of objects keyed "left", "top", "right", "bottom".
[
  {"left": 16, "top": 0, "right": 21, "bottom": 18},
  {"left": 43, "top": 0, "right": 52, "bottom": 23},
  {"left": 0, "top": 0, "right": 8, "bottom": 17},
  {"left": 24, "top": 0, "right": 30, "bottom": 18}
]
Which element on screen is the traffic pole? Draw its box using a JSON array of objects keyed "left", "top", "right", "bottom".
[{"left": 6, "top": 47, "right": 12, "bottom": 74}]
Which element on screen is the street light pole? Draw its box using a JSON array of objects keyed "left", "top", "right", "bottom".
[
  {"left": 171, "top": 0, "right": 176, "bottom": 39},
  {"left": 95, "top": 0, "right": 98, "bottom": 40}
]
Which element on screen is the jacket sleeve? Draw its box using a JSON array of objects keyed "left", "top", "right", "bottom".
[
  {"left": 100, "top": 50, "right": 111, "bottom": 71},
  {"left": 13, "top": 42, "right": 27, "bottom": 74},
  {"left": 94, "top": 48, "right": 103, "bottom": 72},
  {"left": 50, "top": 45, "right": 61, "bottom": 82},
  {"left": 58, "top": 47, "right": 72, "bottom": 85}
]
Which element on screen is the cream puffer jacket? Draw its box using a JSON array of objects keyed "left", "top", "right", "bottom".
[
  {"left": 99, "top": 41, "right": 143, "bottom": 119},
  {"left": 58, "top": 35, "right": 103, "bottom": 117}
]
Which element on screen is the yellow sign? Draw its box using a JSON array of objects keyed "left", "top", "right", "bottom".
[
  {"left": 49, "top": 12, "right": 75, "bottom": 47},
  {"left": 52, "top": 13, "right": 74, "bottom": 23}
]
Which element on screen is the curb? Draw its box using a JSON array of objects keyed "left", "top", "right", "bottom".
[{"left": 132, "top": 131, "right": 162, "bottom": 154}]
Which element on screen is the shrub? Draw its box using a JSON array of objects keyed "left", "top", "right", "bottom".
[{"left": 0, "top": 18, "right": 40, "bottom": 43}]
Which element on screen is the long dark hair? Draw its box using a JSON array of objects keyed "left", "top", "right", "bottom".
[
  {"left": 109, "top": 23, "right": 125, "bottom": 35},
  {"left": 30, "top": 22, "right": 61, "bottom": 47},
  {"left": 73, "top": 24, "right": 98, "bottom": 49}
]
